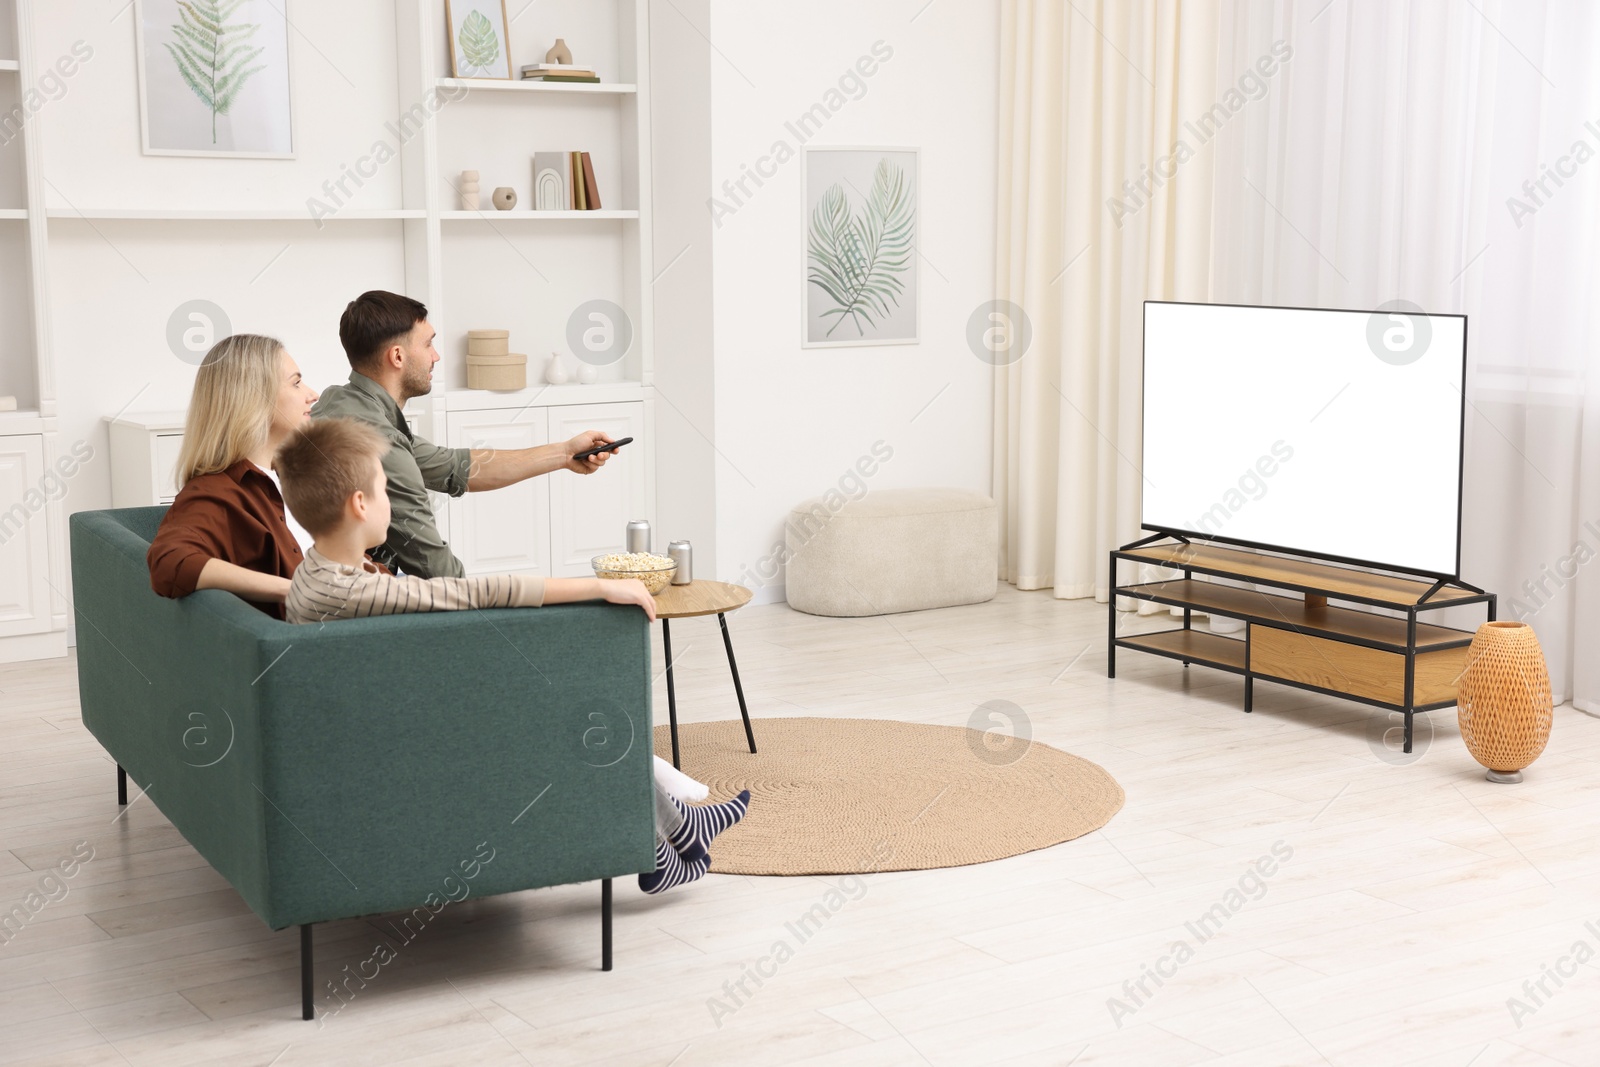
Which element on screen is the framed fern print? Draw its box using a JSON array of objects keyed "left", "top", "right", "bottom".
[
  {"left": 134, "top": 0, "right": 294, "bottom": 158},
  {"left": 445, "top": 0, "right": 513, "bottom": 81},
  {"left": 803, "top": 147, "right": 919, "bottom": 348}
]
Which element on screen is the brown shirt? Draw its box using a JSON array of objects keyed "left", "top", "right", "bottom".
[{"left": 147, "top": 459, "right": 303, "bottom": 620}]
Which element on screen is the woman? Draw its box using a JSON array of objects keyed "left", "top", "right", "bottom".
[{"left": 147, "top": 334, "right": 318, "bottom": 618}]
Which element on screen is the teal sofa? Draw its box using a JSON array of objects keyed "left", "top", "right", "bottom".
[{"left": 69, "top": 507, "right": 657, "bottom": 1019}]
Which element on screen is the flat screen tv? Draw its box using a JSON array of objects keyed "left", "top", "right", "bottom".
[{"left": 1141, "top": 301, "right": 1467, "bottom": 579}]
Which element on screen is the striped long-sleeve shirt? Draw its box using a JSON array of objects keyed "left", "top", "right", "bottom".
[{"left": 286, "top": 545, "right": 545, "bottom": 625}]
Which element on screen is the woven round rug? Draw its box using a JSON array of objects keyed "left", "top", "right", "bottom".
[{"left": 653, "top": 718, "right": 1124, "bottom": 876}]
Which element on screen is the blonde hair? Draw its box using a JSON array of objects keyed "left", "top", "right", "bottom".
[
  {"left": 275, "top": 418, "right": 389, "bottom": 536},
  {"left": 176, "top": 334, "right": 284, "bottom": 486}
]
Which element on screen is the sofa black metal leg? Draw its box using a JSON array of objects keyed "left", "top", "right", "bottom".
[
  {"left": 662, "top": 619, "right": 681, "bottom": 768},
  {"left": 718, "top": 613, "right": 757, "bottom": 754},
  {"left": 301, "top": 924, "right": 314, "bottom": 1020},
  {"left": 117, "top": 765, "right": 127, "bottom": 806},
  {"left": 601, "top": 878, "right": 613, "bottom": 972}
]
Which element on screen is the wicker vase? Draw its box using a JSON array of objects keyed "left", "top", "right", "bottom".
[{"left": 1456, "top": 621, "right": 1552, "bottom": 783}]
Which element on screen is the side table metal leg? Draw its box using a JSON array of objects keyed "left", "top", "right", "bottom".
[
  {"left": 662, "top": 619, "right": 681, "bottom": 769},
  {"left": 719, "top": 613, "right": 757, "bottom": 754},
  {"left": 117, "top": 765, "right": 127, "bottom": 806},
  {"left": 1244, "top": 676, "right": 1253, "bottom": 713}
]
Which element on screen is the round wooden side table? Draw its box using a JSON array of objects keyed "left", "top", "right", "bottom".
[{"left": 652, "top": 580, "right": 758, "bottom": 768}]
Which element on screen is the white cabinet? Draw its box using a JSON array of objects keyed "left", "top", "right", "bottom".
[
  {"left": 0, "top": 435, "right": 51, "bottom": 638},
  {"left": 547, "top": 403, "right": 648, "bottom": 576},
  {"left": 445, "top": 407, "right": 552, "bottom": 576},
  {"left": 106, "top": 412, "right": 186, "bottom": 507},
  {"left": 442, "top": 398, "right": 649, "bottom": 578}
]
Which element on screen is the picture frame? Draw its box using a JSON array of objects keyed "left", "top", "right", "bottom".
[
  {"left": 445, "top": 0, "right": 514, "bottom": 81},
  {"left": 133, "top": 0, "right": 295, "bottom": 159},
  {"left": 802, "top": 146, "right": 920, "bottom": 348}
]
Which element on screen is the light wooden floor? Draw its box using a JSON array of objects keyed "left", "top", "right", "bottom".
[{"left": 3, "top": 587, "right": 1598, "bottom": 1066}]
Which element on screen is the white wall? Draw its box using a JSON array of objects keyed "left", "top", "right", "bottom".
[
  {"left": 649, "top": 0, "right": 718, "bottom": 571},
  {"left": 707, "top": 0, "right": 998, "bottom": 602}
]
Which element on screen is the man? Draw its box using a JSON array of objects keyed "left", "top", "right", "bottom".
[{"left": 313, "top": 290, "right": 620, "bottom": 578}]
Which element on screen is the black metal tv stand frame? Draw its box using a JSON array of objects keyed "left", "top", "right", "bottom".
[{"left": 1107, "top": 532, "right": 1496, "bottom": 752}]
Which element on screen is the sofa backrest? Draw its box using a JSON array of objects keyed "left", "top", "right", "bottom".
[{"left": 68, "top": 507, "right": 657, "bottom": 930}]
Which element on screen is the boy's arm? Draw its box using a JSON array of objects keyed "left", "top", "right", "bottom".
[{"left": 304, "top": 571, "right": 654, "bottom": 621}]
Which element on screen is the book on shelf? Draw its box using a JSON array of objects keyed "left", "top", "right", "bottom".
[
  {"left": 533, "top": 151, "right": 604, "bottom": 210},
  {"left": 536, "top": 75, "right": 601, "bottom": 83},
  {"left": 580, "top": 153, "right": 601, "bottom": 210},
  {"left": 569, "top": 152, "right": 587, "bottom": 209},
  {"left": 520, "top": 63, "right": 598, "bottom": 80}
]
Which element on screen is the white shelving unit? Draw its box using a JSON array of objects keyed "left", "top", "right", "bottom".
[
  {"left": 2, "top": 0, "right": 661, "bottom": 661},
  {"left": 395, "top": 0, "right": 657, "bottom": 577},
  {"left": 107, "top": 2, "right": 654, "bottom": 581},
  {"left": 0, "top": 0, "right": 68, "bottom": 662}
]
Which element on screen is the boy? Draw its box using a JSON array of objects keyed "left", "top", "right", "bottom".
[{"left": 275, "top": 418, "right": 748, "bottom": 894}]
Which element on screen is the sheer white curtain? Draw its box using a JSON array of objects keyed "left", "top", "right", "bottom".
[
  {"left": 1209, "top": 0, "right": 1600, "bottom": 709},
  {"left": 993, "top": 0, "right": 1218, "bottom": 598}
]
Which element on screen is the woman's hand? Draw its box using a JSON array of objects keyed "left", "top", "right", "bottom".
[
  {"left": 195, "top": 559, "right": 293, "bottom": 604},
  {"left": 600, "top": 578, "right": 657, "bottom": 621}
]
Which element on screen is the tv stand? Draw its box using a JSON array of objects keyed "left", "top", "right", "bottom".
[{"left": 1107, "top": 535, "right": 1496, "bottom": 752}]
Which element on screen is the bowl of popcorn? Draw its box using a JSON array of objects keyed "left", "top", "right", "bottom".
[{"left": 592, "top": 552, "right": 677, "bottom": 595}]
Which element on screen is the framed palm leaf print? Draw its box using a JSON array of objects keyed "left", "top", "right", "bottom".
[
  {"left": 803, "top": 147, "right": 919, "bottom": 347},
  {"left": 134, "top": 0, "right": 295, "bottom": 158}
]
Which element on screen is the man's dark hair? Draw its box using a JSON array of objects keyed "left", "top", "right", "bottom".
[{"left": 339, "top": 290, "right": 428, "bottom": 370}]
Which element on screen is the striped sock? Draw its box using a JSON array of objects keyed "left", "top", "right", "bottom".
[
  {"left": 665, "top": 789, "right": 750, "bottom": 860},
  {"left": 638, "top": 839, "right": 710, "bottom": 895}
]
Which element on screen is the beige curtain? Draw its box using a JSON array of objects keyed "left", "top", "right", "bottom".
[{"left": 994, "top": 1, "right": 1219, "bottom": 600}]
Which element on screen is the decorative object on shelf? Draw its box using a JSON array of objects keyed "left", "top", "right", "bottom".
[
  {"left": 545, "top": 353, "right": 570, "bottom": 384},
  {"left": 1457, "top": 620, "right": 1553, "bottom": 783},
  {"left": 0, "top": 396, "right": 16, "bottom": 413},
  {"left": 576, "top": 362, "right": 598, "bottom": 385},
  {"left": 466, "top": 329, "right": 509, "bottom": 356},
  {"left": 803, "top": 147, "right": 919, "bottom": 347},
  {"left": 460, "top": 170, "right": 480, "bottom": 211},
  {"left": 445, "top": 0, "right": 513, "bottom": 80},
  {"left": 467, "top": 353, "right": 526, "bottom": 391},
  {"left": 134, "top": 0, "right": 294, "bottom": 158},
  {"left": 532, "top": 152, "right": 568, "bottom": 210},
  {"left": 491, "top": 186, "right": 517, "bottom": 210},
  {"left": 546, "top": 39, "right": 573, "bottom": 64}
]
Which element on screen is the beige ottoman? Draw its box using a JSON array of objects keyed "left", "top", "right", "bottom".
[{"left": 785, "top": 488, "right": 998, "bottom": 616}]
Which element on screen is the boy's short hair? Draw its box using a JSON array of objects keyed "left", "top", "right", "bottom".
[
  {"left": 339, "top": 290, "right": 428, "bottom": 371},
  {"left": 275, "top": 418, "right": 390, "bottom": 537}
]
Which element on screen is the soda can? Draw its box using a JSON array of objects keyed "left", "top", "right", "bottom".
[
  {"left": 668, "top": 540, "right": 693, "bottom": 584},
  {"left": 625, "top": 519, "right": 651, "bottom": 555}
]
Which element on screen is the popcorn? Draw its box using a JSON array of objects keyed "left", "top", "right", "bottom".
[{"left": 593, "top": 552, "right": 677, "bottom": 594}]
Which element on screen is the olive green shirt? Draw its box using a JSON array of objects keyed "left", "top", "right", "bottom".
[{"left": 311, "top": 371, "right": 471, "bottom": 579}]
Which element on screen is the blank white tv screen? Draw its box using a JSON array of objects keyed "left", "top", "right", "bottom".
[{"left": 1142, "top": 302, "right": 1466, "bottom": 577}]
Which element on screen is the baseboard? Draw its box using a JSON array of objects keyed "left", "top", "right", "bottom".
[{"left": 0, "top": 630, "right": 69, "bottom": 664}]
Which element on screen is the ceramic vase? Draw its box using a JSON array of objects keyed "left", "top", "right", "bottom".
[
  {"left": 492, "top": 187, "right": 517, "bottom": 211},
  {"left": 1457, "top": 620, "right": 1553, "bottom": 783},
  {"left": 576, "top": 362, "right": 598, "bottom": 385},
  {"left": 546, "top": 38, "right": 573, "bottom": 64},
  {"left": 545, "top": 353, "right": 570, "bottom": 384}
]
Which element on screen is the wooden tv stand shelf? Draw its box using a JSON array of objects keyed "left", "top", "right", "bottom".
[{"left": 1107, "top": 537, "right": 1496, "bottom": 752}]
